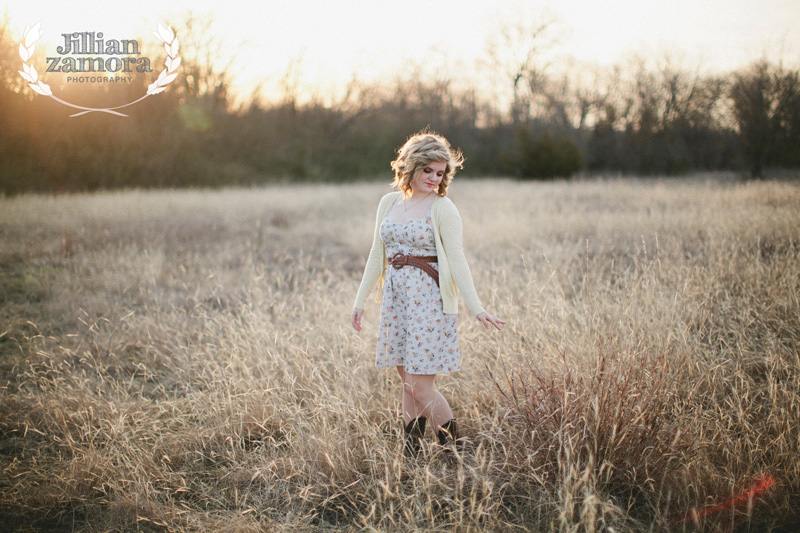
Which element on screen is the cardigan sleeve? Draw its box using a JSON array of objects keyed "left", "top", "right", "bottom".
[
  {"left": 353, "top": 194, "right": 392, "bottom": 309},
  {"left": 438, "top": 199, "right": 485, "bottom": 316}
]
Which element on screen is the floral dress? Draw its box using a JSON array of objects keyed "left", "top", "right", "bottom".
[{"left": 376, "top": 204, "right": 460, "bottom": 374}]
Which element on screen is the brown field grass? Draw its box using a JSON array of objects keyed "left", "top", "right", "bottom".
[{"left": 1, "top": 176, "right": 799, "bottom": 531}]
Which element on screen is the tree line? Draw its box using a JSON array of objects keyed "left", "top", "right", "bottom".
[{"left": 1, "top": 15, "right": 798, "bottom": 194}]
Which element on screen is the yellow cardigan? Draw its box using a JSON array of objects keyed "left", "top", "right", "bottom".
[{"left": 354, "top": 191, "right": 485, "bottom": 316}]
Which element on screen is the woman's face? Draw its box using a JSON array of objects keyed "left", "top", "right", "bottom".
[{"left": 411, "top": 161, "right": 446, "bottom": 194}]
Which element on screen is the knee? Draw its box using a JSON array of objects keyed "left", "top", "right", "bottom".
[{"left": 405, "top": 380, "right": 434, "bottom": 404}]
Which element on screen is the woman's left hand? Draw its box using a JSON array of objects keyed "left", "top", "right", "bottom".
[
  {"left": 476, "top": 311, "right": 506, "bottom": 331},
  {"left": 351, "top": 307, "right": 364, "bottom": 332}
]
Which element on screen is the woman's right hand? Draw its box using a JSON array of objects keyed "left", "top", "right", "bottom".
[
  {"left": 476, "top": 311, "right": 506, "bottom": 331},
  {"left": 351, "top": 308, "right": 364, "bottom": 331}
]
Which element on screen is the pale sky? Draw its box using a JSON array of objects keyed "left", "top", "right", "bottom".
[{"left": 5, "top": 0, "right": 799, "bottom": 103}]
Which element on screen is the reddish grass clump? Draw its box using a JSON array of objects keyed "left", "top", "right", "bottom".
[{"left": 486, "top": 345, "right": 698, "bottom": 529}]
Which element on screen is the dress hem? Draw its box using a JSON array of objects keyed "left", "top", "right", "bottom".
[{"left": 375, "top": 363, "right": 460, "bottom": 375}]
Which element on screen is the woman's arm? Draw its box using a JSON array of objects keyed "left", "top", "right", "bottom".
[
  {"left": 353, "top": 195, "right": 392, "bottom": 312},
  {"left": 439, "top": 200, "right": 506, "bottom": 330},
  {"left": 438, "top": 200, "right": 485, "bottom": 316}
]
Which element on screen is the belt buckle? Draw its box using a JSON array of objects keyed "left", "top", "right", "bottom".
[{"left": 390, "top": 252, "right": 407, "bottom": 269}]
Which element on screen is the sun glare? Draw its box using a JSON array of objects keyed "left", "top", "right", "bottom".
[{"left": 4, "top": 0, "right": 799, "bottom": 104}]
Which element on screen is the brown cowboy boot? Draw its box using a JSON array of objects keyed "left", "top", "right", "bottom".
[
  {"left": 403, "top": 417, "right": 427, "bottom": 457},
  {"left": 436, "top": 419, "right": 464, "bottom": 452}
]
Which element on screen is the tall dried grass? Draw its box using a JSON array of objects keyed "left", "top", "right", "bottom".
[{"left": 1, "top": 176, "right": 799, "bottom": 531}]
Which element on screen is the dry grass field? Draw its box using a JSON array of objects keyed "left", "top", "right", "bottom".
[{"left": 1, "top": 176, "right": 799, "bottom": 531}]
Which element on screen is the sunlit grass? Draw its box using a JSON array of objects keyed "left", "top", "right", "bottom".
[{"left": 1, "top": 176, "right": 799, "bottom": 531}]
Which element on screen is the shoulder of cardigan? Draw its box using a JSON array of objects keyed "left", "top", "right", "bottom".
[
  {"left": 432, "top": 195, "right": 458, "bottom": 212},
  {"left": 379, "top": 191, "right": 402, "bottom": 214},
  {"left": 432, "top": 195, "right": 461, "bottom": 225},
  {"left": 382, "top": 191, "right": 403, "bottom": 202}
]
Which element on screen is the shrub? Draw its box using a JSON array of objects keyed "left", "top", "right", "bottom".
[{"left": 514, "top": 129, "right": 583, "bottom": 179}]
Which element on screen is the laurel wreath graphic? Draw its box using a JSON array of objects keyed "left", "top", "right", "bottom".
[{"left": 18, "top": 22, "right": 181, "bottom": 117}]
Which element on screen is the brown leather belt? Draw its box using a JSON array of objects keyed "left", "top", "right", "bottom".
[{"left": 388, "top": 253, "right": 439, "bottom": 286}]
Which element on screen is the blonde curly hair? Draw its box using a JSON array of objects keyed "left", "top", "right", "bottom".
[{"left": 390, "top": 131, "right": 464, "bottom": 198}]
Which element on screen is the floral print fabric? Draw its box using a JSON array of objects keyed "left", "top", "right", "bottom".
[{"left": 376, "top": 205, "right": 460, "bottom": 374}]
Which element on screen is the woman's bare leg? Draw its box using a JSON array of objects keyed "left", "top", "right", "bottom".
[
  {"left": 402, "top": 373, "right": 453, "bottom": 431},
  {"left": 396, "top": 366, "right": 419, "bottom": 425}
]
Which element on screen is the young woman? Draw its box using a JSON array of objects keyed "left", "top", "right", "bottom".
[{"left": 351, "top": 132, "right": 505, "bottom": 456}]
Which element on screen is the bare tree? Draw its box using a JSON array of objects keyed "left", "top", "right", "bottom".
[
  {"left": 483, "top": 11, "right": 558, "bottom": 125},
  {"left": 0, "top": 11, "right": 29, "bottom": 94},
  {"left": 730, "top": 60, "right": 800, "bottom": 177},
  {"left": 730, "top": 61, "right": 778, "bottom": 178},
  {"left": 162, "top": 12, "right": 236, "bottom": 112}
]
